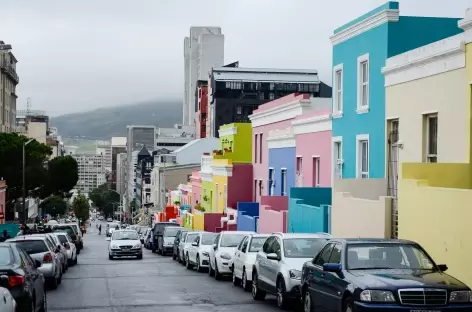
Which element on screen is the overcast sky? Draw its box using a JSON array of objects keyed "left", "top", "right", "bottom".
[{"left": 2, "top": 0, "right": 471, "bottom": 116}]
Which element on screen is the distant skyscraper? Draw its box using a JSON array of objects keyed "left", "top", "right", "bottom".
[{"left": 183, "top": 27, "right": 224, "bottom": 126}]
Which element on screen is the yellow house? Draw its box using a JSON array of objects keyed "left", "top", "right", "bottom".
[{"left": 383, "top": 10, "right": 472, "bottom": 287}]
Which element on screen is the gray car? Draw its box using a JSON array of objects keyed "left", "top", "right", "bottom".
[
  {"left": 7, "top": 236, "right": 63, "bottom": 289},
  {"left": 28, "top": 233, "right": 68, "bottom": 274},
  {"left": 107, "top": 230, "right": 142, "bottom": 260}
]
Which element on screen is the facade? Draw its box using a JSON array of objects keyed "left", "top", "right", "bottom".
[
  {"left": 116, "top": 153, "right": 126, "bottom": 196},
  {"left": 156, "top": 124, "right": 195, "bottom": 151},
  {"left": 0, "top": 42, "right": 18, "bottom": 133},
  {"left": 135, "top": 147, "right": 152, "bottom": 210},
  {"left": 207, "top": 63, "right": 332, "bottom": 137},
  {"left": 110, "top": 137, "right": 126, "bottom": 191},
  {"left": 190, "top": 170, "right": 201, "bottom": 208},
  {"left": 73, "top": 154, "right": 104, "bottom": 193},
  {"left": 196, "top": 80, "right": 208, "bottom": 138},
  {"left": 183, "top": 27, "right": 224, "bottom": 126},
  {"left": 267, "top": 127, "right": 296, "bottom": 196},
  {"left": 330, "top": 1, "right": 463, "bottom": 180},
  {"left": 16, "top": 110, "right": 45, "bottom": 129},
  {"left": 16, "top": 115, "right": 49, "bottom": 143},
  {"left": 292, "top": 110, "right": 332, "bottom": 187},
  {"left": 95, "top": 140, "right": 112, "bottom": 172},
  {"left": 169, "top": 137, "right": 219, "bottom": 165}
]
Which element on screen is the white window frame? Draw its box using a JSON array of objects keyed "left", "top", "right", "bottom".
[
  {"left": 332, "top": 63, "right": 343, "bottom": 118},
  {"left": 356, "top": 134, "right": 370, "bottom": 179},
  {"left": 313, "top": 156, "right": 320, "bottom": 187},
  {"left": 331, "top": 136, "right": 343, "bottom": 183},
  {"left": 425, "top": 113, "right": 438, "bottom": 163},
  {"left": 281, "top": 168, "right": 288, "bottom": 196},
  {"left": 357, "top": 54, "right": 369, "bottom": 114}
]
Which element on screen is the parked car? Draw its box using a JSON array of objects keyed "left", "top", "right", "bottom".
[
  {"left": 106, "top": 218, "right": 113, "bottom": 222},
  {"left": 0, "top": 286, "right": 16, "bottom": 312},
  {"left": 301, "top": 238, "right": 472, "bottom": 312},
  {"left": 0, "top": 242, "right": 46, "bottom": 312},
  {"left": 157, "top": 226, "right": 182, "bottom": 256},
  {"left": 54, "top": 232, "right": 78, "bottom": 266},
  {"left": 186, "top": 232, "right": 217, "bottom": 272},
  {"left": 52, "top": 225, "right": 81, "bottom": 254},
  {"left": 34, "top": 233, "right": 68, "bottom": 273},
  {"left": 107, "top": 230, "right": 142, "bottom": 260},
  {"left": 66, "top": 223, "right": 83, "bottom": 250},
  {"left": 179, "top": 232, "right": 201, "bottom": 265},
  {"left": 151, "top": 222, "right": 180, "bottom": 253},
  {"left": 7, "top": 235, "right": 63, "bottom": 289},
  {"left": 251, "top": 232, "right": 331, "bottom": 309},
  {"left": 232, "top": 234, "right": 269, "bottom": 291},
  {"left": 172, "top": 229, "right": 191, "bottom": 260},
  {"left": 208, "top": 231, "right": 255, "bottom": 280},
  {"left": 143, "top": 229, "right": 152, "bottom": 249}
]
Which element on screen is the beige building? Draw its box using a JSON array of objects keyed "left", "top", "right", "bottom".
[
  {"left": 0, "top": 41, "right": 19, "bottom": 133},
  {"left": 16, "top": 115, "right": 49, "bottom": 143}
]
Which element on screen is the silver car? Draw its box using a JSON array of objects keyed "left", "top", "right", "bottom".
[
  {"left": 107, "top": 230, "right": 142, "bottom": 260},
  {"left": 7, "top": 236, "right": 63, "bottom": 289},
  {"left": 30, "top": 233, "right": 68, "bottom": 273},
  {"left": 251, "top": 232, "right": 331, "bottom": 309},
  {"left": 179, "top": 232, "right": 201, "bottom": 265},
  {"left": 55, "top": 232, "right": 78, "bottom": 266}
]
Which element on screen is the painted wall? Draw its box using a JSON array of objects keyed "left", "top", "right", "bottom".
[
  {"left": 257, "top": 196, "right": 289, "bottom": 233},
  {"left": 228, "top": 164, "right": 253, "bottom": 209},
  {"left": 191, "top": 171, "right": 202, "bottom": 208},
  {"left": 236, "top": 202, "right": 259, "bottom": 232},
  {"left": 212, "top": 174, "right": 229, "bottom": 213},
  {"left": 201, "top": 180, "right": 214, "bottom": 212},
  {"left": 193, "top": 212, "right": 204, "bottom": 230},
  {"left": 217, "top": 123, "right": 252, "bottom": 163},
  {"left": 288, "top": 187, "right": 332, "bottom": 233},
  {"left": 204, "top": 213, "right": 223, "bottom": 232},
  {"left": 268, "top": 147, "right": 296, "bottom": 196},
  {"left": 331, "top": 1, "right": 463, "bottom": 179}
]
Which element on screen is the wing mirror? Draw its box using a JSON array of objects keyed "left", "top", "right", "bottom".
[
  {"left": 0, "top": 275, "right": 8, "bottom": 288},
  {"left": 34, "top": 259, "right": 42, "bottom": 268},
  {"left": 106, "top": 237, "right": 111, "bottom": 241},
  {"left": 191, "top": 242, "right": 198, "bottom": 247},
  {"left": 437, "top": 264, "right": 448, "bottom": 272},
  {"left": 323, "top": 263, "right": 342, "bottom": 273},
  {"left": 266, "top": 253, "right": 280, "bottom": 261}
]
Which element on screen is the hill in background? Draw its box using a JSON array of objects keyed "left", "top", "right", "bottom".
[{"left": 51, "top": 100, "right": 182, "bottom": 140}]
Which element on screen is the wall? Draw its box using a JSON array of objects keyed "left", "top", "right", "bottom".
[
  {"left": 334, "top": 178, "right": 388, "bottom": 200},
  {"left": 288, "top": 188, "right": 332, "bottom": 233},
  {"left": 236, "top": 202, "right": 259, "bottom": 232},
  {"left": 218, "top": 123, "right": 253, "bottom": 163},
  {"left": 268, "top": 147, "right": 296, "bottom": 196},
  {"left": 228, "top": 164, "right": 253, "bottom": 209},
  {"left": 204, "top": 213, "right": 223, "bottom": 232},
  {"left": 191, "top": 171, "right": 201, "bottom": 208},
  {"left": 193, "top": 212, "right": 204, "bottom": 230},
  {"left": 201, "top": 180, "right": 214, "bottom": 212},
  {"left": 399, "top": 178, "right": 472, "bottom": 287},
  {"left": 258, "top": 196, "right": 289, "bottom": 233},
  {"left": 212, "top": 173, "right": 228, "bottom": 213}
]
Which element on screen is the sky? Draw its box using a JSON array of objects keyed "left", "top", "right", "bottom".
[{"left": 2, "top": 0, "right": 472, "bottom": 116}]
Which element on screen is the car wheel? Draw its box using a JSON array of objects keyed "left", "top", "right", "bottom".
[
  {"left": 232, "top": 267, "right": 240, "bottom": 286},
  {"left": 48, "top": 277, "right": 58, "bottom": 290},
  {"left": 137, "top": 254, "right": 143, "bottom": 260},
  {"left": 74, "top": 256, "right": 78, "bottom": 265},
  {"left": 109, "top": 254, "right": 113, "bottom": 260},
  {"left": 303, "top": 290, "right": 313, "bottom": 312},
  {"left": 172, "top": 252, "right": 177, "bottom": 260},
  {"left": 196, "top": 255, "right": 203, "bottom": 272},
  {"left": 343, "top": 296, "right": 353, "bottom": 312},
  {"left": 214, "top": 261, "right": 221, "bottom": 280},
  {"left": 38, "top": 291, "right": 47, "bottom": 312},
  {"left": 276, "top": 278, "right": 288, "bottom": 309},
  {"left": 208, "top": 262, "right": 214, "bottom": 277},
  {"left": 251, "top": 272, "right": 266, "bottom": 300},
  {"left": 186, "top": 254, "right": 193, "bottom": 270},
  {"left": 242, "top": 269, "right": 251, "bottom": 291}
]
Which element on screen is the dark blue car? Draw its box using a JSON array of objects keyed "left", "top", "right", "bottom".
[{"left": 301, "top": 238, "right": 472, "bottom": 312}]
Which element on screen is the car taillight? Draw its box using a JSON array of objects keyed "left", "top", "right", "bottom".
[
  {"left": 9, "top": 276, "right": 24, "bottom": 288},
  {"left": 43, "top": 253, "right": 53, "bottom": 263}
]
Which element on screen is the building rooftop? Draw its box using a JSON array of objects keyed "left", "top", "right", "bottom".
[
  {"left": 111, "top": 137, "right": 127, "bottom": 146},
  {"left": 211, "top": 66, "right": 320, "bottom": 83}
]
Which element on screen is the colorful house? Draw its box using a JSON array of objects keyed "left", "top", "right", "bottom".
[
  {"left": 267, "top": 127, "right": 296, "bottom": 196},
  {"left": 331, "top": 1, "right": 462, "bottom": 180},
  {"left": 383, "top": 11, "right": 472, "bottom": 286},
  {"left": 190, "top": 170, "right": 201, "bottom": 208},
  {"left": 199, "top": 154, "right": 213, "bottom": 213}
]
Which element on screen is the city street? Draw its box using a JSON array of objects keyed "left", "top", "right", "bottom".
[{"left": 47, "top": 223, "right": 279, "bottom": 312}]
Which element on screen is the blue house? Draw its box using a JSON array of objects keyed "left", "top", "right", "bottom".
[
  {"left": 267, "top": 128, "right": 296, "bottom": 196},
  {"left": 331, "top": 1, "right": 462, "bottom": 179}
]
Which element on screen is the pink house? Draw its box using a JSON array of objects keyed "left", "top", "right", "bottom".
[
  {"left": 249, "top": 94, "right": 314, "bottom": 202},
  {"left": 190, "top": 170, "right": 201, "bottom": 208},
  {"left": 258, "top": 196, "right": 288, "bottom": 233},
  {"left": 292, "top": 110, "right": 332, "bottom": 187}
]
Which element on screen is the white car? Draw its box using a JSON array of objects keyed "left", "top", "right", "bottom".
[
  {"left": 0, "top": 287, "right": 16, "bottom": 312},
  {"left": 208, "top": 231, "right": 255, "bottom": 280},
  {"left": 179, "top": 232, "right": 201, "bottom": 265},
  {"left": 232, "top": 234, "right": 269, "bottom": 290},
  {"left": 186, "top": 232, "right": 217, "bottom": 272},
  {"left": 107, "top": 230, "right": 143, "bottom": 260},
  {"left": 54, "top": 232, "right": 78, "bottom": 266}
]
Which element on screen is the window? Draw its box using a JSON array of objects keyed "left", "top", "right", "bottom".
[
  {"left": 313, "top": 157, "right": 320, "bottom": 187},
  {"left": 329, "top": 243, "right": 342, "bottom": 264},
  {"left": 269, "top": 93, "right": 275, "bottom": 100},
  {"left": 356, "top": 134, "right": 369, "bottom": 179},
  {"left": 357, "top": 54, "right": 369, "bottom": 112},
  {"left": 333, "top": 64, "right": 343, "bottom": 116},
  {"left": 259, "top": 133, "right": 263, "bottom": 163},
  {"left": 424, "top": 113, "right": 438, "bottom": 163},
  {"left": 314, "top": 243, "right": 334, "bottom": 266},
  {"left": 268, "top": 168, "right": 274, "bottom": 196},
  {"left": 258, "top": 180, "right": 262, "bottom": 196},
  {"left": 263, "top": 236, "right": 275, "bottom": 253},
  {"left": 254, "top": 134, "right": 258, "bottom": 163},
  {"left": 281, "top": 169, "right": 287, "bottom": 196},
  {"left": 296, "top": 157, "right": 303, "bottom": 187},
  {"left": 333, "top": 138, "right": 343, "bottom": 180},
  {"left": 237, "top": 236, "right": 247, "bottom": 251},
  {"left": 241, "top": 238, "right": 249, "bottom": 253}
]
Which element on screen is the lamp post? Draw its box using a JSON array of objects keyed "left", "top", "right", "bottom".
[
  {"left": 107, "top": 189, "right": 122, "bottom": 223},
  {"left": 22, "top": 139, "right": 34, "bottom": 224}
]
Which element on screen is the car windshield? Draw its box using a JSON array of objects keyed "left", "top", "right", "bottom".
[
  {"left": 186, "top": 233, "right": 198, "bottom": 243},
  {"left": 283, "top": 238, "right": 329, "bottom": 258},
  {"left": 249, "top": 237, "right": 268, "bottom": 252},
  {"left": 69, "top": 224, "right": 79, "bottom": 233},
  {"left": 112, "top": 231, "right": 139, "bottom": 240},
  {"left": 57, "top": 235, "right": 68, "bottom": 244},
  {"left": 13, "top": 240, "right": 48, "bottom": 254},
  {"left": 201, "top": 234, "right": 216, "bottom": 245},
  {"left": 54, "top": 227, "right": 75, "bottom": 236},
  {"left": 164, "top": 227, "right": 181, "bottom": 237},
  {"left": 220, "top": 234, "right": 246, "bottom": 247},
  {"left": 347, "top": 243, "right": 436, "bottom": 270},
  {"left": 0, "top": 247, "right": 12, "bottom": 265}
]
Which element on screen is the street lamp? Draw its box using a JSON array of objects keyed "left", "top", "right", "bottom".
[
  {"left": 22, "top": 138, "right": 34, "bottom": 224},
  {"left": 107, "top": 189, "right": 122, "bottom": 223}
]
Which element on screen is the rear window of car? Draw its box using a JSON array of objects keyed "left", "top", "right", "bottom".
[
  {"left": 0, "top": 247, "right": 13, "bottom": 265},
  {"left": 57, "top": 235, "right": 68, "bottom": 244},
  {"left": 13, "top": 240, "right": 48, "bottom": 254}
]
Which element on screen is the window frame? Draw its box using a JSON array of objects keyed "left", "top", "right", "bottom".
[
  {"left": 356, "top": 134, "right": 370, "bottom": 179},
  {"left": 357, "top": 54, "right": 370, "bottom": 113},
  {"left": 424, "top": 113, "right": 438, "bottom": 163},
  {"left": 313, "top": 243, "right": 335, "bottom": 267},
  {"left": 332, "top": 137, "right": 343, "bottom": 182},
  {"left": 332, "top": 63, "right": 343, "bottom": 118},
  {"left": 281, "top": 168, "right": 288, "bottom": 196}
]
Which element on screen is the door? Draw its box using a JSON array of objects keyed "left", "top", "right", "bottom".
[
  {"left": 234, "top": 236, "right": 248, "bottom": 278},
  {"left": 19, "top": 249, "right": 43, "bottom": 308},
  {"left": 388, "top": 119, "right": 399, "bottom": 238},
  {"left": 258, "top": 237, "right": 274, "bottom": 285},
  {"left": 189, "top": 236, "right": 199, "bottom": 263},
  {"left": 210, "top": 234, "right": 221, "bottom": 269},
  {"left": 215, "top": 184, "right": 219, "bottom": 213},
  {"left": 223, "top": 184, "right": 227, "bottom": 213},
  {"left": 322, "top": 243, "right": 347, "bottom": 312},
  {"left": 310, "top": 243, "right": 335, "bottom": 310},
  {"left": 313, "top": 157, "right": 320, "bottom": 187},
  {"left": 266, "top": 238, "right": 281, "bottom": 289}
]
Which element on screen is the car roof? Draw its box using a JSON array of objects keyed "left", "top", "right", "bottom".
[
  {"left": 337, "top": 238, "right": 416, "bottom": 245},
  {"left": 272, "top": 232, "right": 332, "bottom": 239},
  {"left": 249, "top": 234, "right": 270, "bottom": 238},
  {"left": 8, "top": 236, "right": 47, "bottom": 242},
  {"left": 113, "top": 230, "right": 137, "bottom": 233},
  {"left": 220, "top": 231, "right": 254, "bottom": 235}
]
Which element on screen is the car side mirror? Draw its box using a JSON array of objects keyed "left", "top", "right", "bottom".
[
  {"left": 106, "top": 237, "right": 111, "bottom": 241},
  {"left": 437, "top": 264, "right": 448, "bottom": 272},
  {"left": 0, "top": 275, "right": 8, "bottom": 288},
  {"left": 34, "top": 259, "right": 42, "bottom": 268},
  {"left": 191, "top": 242, "right": 198, "bottom": 247},
  {"left": 212, "top": 244, "right": 217, "bottom": 251},
  {"left": 323, "top": 263, "right": 342, "bottom": 273},
  {"left": 267, "top": 253, "right": 280, "bottom": 261}
]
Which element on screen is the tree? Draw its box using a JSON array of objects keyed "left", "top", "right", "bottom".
[
  {"left": 47, "top": 156, "right": 79, "bottom": 195},
  {"left": 40, "top": 196, "right": 68, "bottom": 216},
  {"left": 89, "top": 184, "right": 120, "bottom": 218},
  {"left": 72, "top": 193, "right": 90, "bottom": 222}
]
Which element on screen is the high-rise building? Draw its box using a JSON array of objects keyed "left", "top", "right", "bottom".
[
  {"left": 116, "top": 153, "right": 126, "bottom": 196},
  {"left": 95, "top": 140, "right": 112, "bottom": 172},
  {"left": 73, "top": 154, "right": 104, "bottom": 195},
  {"left": 0, "top": 41, "right": 19, "bottom": 133},
  {"left": 111, "top": 137, "right": 126, "bottom": 191},
  {"left": 183, "top": 27, "right": 224, "bottom": 126}
]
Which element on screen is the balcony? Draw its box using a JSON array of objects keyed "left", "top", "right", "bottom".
[{"left": 0, "top": 64, "right": 19, "bottom": 84}]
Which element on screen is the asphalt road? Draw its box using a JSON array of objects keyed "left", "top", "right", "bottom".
[{"left": 47, "top": 223, "right": 281, "bottom": 312}]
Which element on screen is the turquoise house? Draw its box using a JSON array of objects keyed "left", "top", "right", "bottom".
[
  {"left": 331, "top": 1, "right": 462, "bottom": 179},
  {"left": 288, "top": 187, "right": 332, "bottom": 233}
]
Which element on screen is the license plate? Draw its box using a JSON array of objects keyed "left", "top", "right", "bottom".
[
  {"left": 122, "top": 249, "right": 130, "bottom": 252},
  {"left": 410, "top": 310, "right": 441, "bottom": 312}
]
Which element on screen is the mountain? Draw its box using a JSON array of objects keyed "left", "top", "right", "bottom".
[{"left": 50, "top": 100, "right": 182, "bottom": 139}]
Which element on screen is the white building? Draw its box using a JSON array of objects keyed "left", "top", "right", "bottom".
[
  {"left": 156, "top": 124, "right": 195, "bottom": 151},
  {"left": 116, "top": 152, "right": 127, "bottom": 197},
  {"left": 183, "top": 27, "right": 224, "bottom": 125},
  {"left": 170, "top": 137, "right": 219, "bottom": 164},
  {"left": 95, "top": 140, "right": 112, "bottom": 172},
  {"left": 73, "top": 154, "right": 104, "bottom": 193}
]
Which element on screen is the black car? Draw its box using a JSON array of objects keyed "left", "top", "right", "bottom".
[
  {"left": 151, "top": 222, "right": 180, "bottom": 254},
  {"left": 52, "top": 225, "right": 81, "bottom": 254},
  {"left": 301, "top": 238, "right": 472, "bottom": 312},
  {"left": 172, "top": 229, "right": 191, "bottom": 260},
  {"left": 0, "top": 242, "right": 47, "bottom": 312},
  {"left": 158, "top": 226, "right": 182, "bottom": 256}
]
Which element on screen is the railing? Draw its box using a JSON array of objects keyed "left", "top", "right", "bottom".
[{"left": 0, "top": 64, "right": 19, "bottom": 83}]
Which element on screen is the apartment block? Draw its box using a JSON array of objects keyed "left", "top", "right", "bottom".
[{"left": 0, "top": 41, "right": 19, "bottom": 133}]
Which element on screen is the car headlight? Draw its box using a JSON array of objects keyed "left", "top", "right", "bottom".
[
  {"left": 132, "top": 243, "right": 141, "bottom": 249},
  {"left": 289, "top": 269, "right": 302, "bottom": 280},
  {"left": 220, "top": 253, "right": 232, "bottom": 260},
  {"left": 202, "top": 251, "right": 209, "bottom": 257},
  {"left": 110, "top": 245, "right": 119, "bottom": 249},
  {"left": 360, "top": 290, "right": 395, "bottom": 303},
  {"left": 450, "top": 291, "right": 472, "bottom": 303}
]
